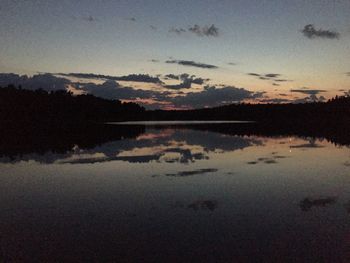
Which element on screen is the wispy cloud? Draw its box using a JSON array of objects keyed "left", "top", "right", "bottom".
[
  {"left": 247, "top": 73, "right": 261, "bottom": 77},
  {"left": 290, "top": 89, "right": 326, "bottom": 95},
  {"left": 166, "top": 60, "right": 218, "bottom": 69},
  {"left": 169, "top": 24, "right": 220, "bottom": 37},
  {"left": 301, "top": 24, "right": 340, "bottom": 39},
  {"left": 58, "top": 73, "right": 163, "bottom": 84},
  {"left": 163, "top": 73, "right": 209, "bottom": 90},
  {"left": 247, "top": 72, "right": 290, "bottom": 83},
  {"left": 188, "top": 24, "right": 219, "bottom": 37},
  {"left": 0, "top": 73, "right": 69, "bottom": 91},
  {"left": 125, "top": 17, "right": 136, "bottom": 22},
  {"left": 170, "top": 85, "right": 264, "bottom": 108},
  {"left": 169, "top": 27, "right": 186, "bottom": 35},
  {"left": 82, "top": 15, "right": 98, "bottom": 22},
  {"left": 265, "top": 73, "right": 281, "bottom": 78}
]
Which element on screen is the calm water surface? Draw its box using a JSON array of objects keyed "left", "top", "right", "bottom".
[{"left": 0, "top": 123, "right": 350, "bottom": 262}]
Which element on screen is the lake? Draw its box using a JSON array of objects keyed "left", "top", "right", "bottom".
[{"left": 0, "top": 122, "right": 349, "bottom": 262}]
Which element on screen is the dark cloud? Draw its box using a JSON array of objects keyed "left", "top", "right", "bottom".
[
  {"left": 259, "top": 98, "right": 291, "bottom": 103},
  {"left": 248, "top": 72, "right": 282, "bottom": 80},
  {"left": 59, "top": 73, "right": 163, "bottom": 84},
  {"left": 188, "top": 24, "right": 219, "bottom": 37},
  {"left": 290, "top": 138, "right": 324, "bottom": 149},
  {"left": 188, "top": 200, "right": 218, "bottom": 211},
  {"left": 275, "top": 79, "right": 291, "bottom": 82},
  {"left": 79, "top": 80, "right": 163, "bottom": 100},
  {"left": 228, "top": 62, "right": 236, "bottom": 66},
  {"left": 299, "top": 197, "right": 337, "bottom": 212},
  {"left": 292, "top": 94, "right": 326, "bottom": 103},
  {"left": 166, "top": 60, "right": 218, "bottom": 69},
  {"left": 169, "top": 24, "right": 219, "bottom": 37},
  {"left": 346, "top": 72, "right": 350, "bottom": 76},
  {"left": 272, "top": 83, "right": 280, "bottom": 86},
  {"left": 163, "top": 73, "right": 209, "bottom": 90},
  {"left": 265, "top": 73, "right": 280, "bottom": 78},
  {"left": 126, "top": 17, "right": 136, "bottom": 22},
  {"left": 247, "top": 73, "right": 261, "bottom": 77},
  {"left": 82, "top": 15, "right": 98, "bottom": 22},
  {"left": 248, "top": 73, "right": 289, "bottom": 83},
  {"left": 169, "top": 27, "right": 186, "bottom": 35},
  {"left": 290, "top": 89, "right": 326, "bottom": 95},
  {"left": 170, "top": 85, "right": 264, "bottom": 108},
  {"left": 164, "top": 74, "right": 180, "bottom": 80},
  {"left": 163, "top": 79, "right": 192, "bottom": 90},
  {"left": 0, "top": 73, "right": 69, "bottom": 91},
  {"left": 301, "top": 24, "right": 340, "bottom": 39},
  {"left": 150, "top": 59, "right": 159, "bottom": 63},
  {"left": 150, "top": 25, "right": 157, "bottom": 30},
  {"left": 166, "top": 168, "right": 218, "bottom": 177}
]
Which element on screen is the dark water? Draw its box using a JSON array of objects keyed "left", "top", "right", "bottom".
[{"left": 0, "top": 122, "right": 350, "bottom": 262}]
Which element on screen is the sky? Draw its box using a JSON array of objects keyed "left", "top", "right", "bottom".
[{"left": 0, "top": 0, "right": 349, "bottom": 109}]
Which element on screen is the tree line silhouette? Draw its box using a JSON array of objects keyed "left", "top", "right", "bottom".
[
  {"left": 2, "top": 84, "right": 349, "bottom": 125},
  {"left": 147, "top": 95, "right": 350, "bottom": 123},
  {"left": 0, "top": 85, "right": 145, "bottom": 125},
  {"left": 1, "top": 84, "right": 350, "bottom": 158}
]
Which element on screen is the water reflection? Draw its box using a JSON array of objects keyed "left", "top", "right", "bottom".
[
  {"left": 0, "top": 127, "right": 263, "bottom": 164},
  {"left": 166, "top": 168, "right": 218, "bottom": 177},
  {"left": 299, "top": 197, "right": 337, "bottom": 212},
  {"left": 1, "top": 123, "right": 350, "bottom": 261}
]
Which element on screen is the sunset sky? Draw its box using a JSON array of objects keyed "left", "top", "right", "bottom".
[{"left": 0, "top": 0, "right": 349, "bottom": 109}]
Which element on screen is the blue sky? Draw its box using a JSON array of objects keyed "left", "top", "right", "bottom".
[{"left": 0, "top": 0, "right": 349, "bottom": 108}]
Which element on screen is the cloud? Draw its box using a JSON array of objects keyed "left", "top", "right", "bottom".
[
  {"left": 79, "top": 80, "right": 164, "bottom": 101},
  {"left": 346, "top": 72, "right": 350, "bottom": 76},
  {"left": 289, "top": 88, "right": 327, "bottom": 103},
  {"left": 164, "top": 74, "right": 180, "bottom": 80},
  {"left": 259, "top": 98, "right": 291, "bottom": 103},
  {"left": 299, "top": 197, "right": 337, "bottom": 211},
  {"left": 227, "top": 62, "right": 236, "bottom": 66},
  {"left": 166, "top": 60, "right": 218, "bottom": 69},
  {"left": 82, "top": 15, "right": 98, "bottom": 22},
  {"left": 170, "top": 85, "right": 264, "bottom": 108},
  {"left": 163, "top": 73, "right": 209, "bottom": 90},
  {"left": 275, "top": 79, "right": 291, "bottom": 82},
  {"left": 126, "top": 17, "right": 136, "bottom": 22},
  {"left": 248, "top": 72, "right": 291, "bottom": 83},
  {"left": 0, "top": 73, "right": 69, "bottom": 91},
  {"left": 248, "top": 72, "right": 282, "bottom": 79},
  {"left": 301, "top": 24, "right": 340, "bottom": 39},
  {"left": 292, "top": 94, "right": 326, "bottom": 103},
  {"left": 290, "top": 89, "right": 326, "bottom": 95},
  {"left": 59, "top": 73, "right": 163, "bottom": 84},
  {"left": 150, "top": 25, "right": 157, "bottom": 30},
  {"left": 169, "top": 27, "right": 186, "bottom": 35},
  {"left": 247, "top": 73, "right": 261, "bottom": 77},
  {"left": 264, "top": 73, "right": 280, "bottom": 78},
  {"left": 163, "top": 79, "right": 192, "bottom": 90},
  {"left": 188, "top": 24, "right": 219, "bottom": 37},
  {"left": 169, "top": 24, "right": 219, "bottom": 37}
]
